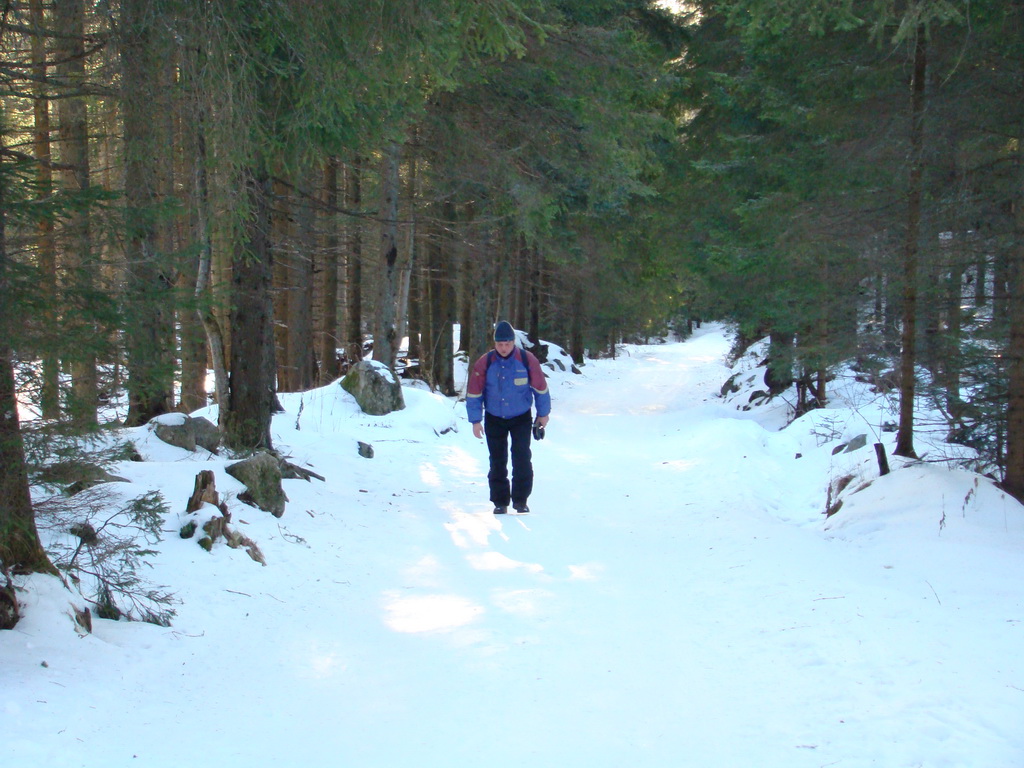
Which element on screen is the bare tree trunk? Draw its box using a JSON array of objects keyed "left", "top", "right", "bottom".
[
  {"left": 318, "top": 156, "right": 340, "bottom": 383},
  {"left": 272, "top": 177, "right": 292, "bottom": 391},
  {"left": 344, "top": 155, "right": 363, "bottom": 370},
  {"left": 373, "top": 141, "right": 401, "bottom": 370},
  {"left": 224, "top": 164, "right": 275, "bottom": 452},
  {"left": 894, "top": 27, "right": 927, "bottom": 459},
  {"left": 54, "top": 0, "right": 97, "bottom": 427},
  {"left": 186, "top": 60, "right": 228, "bottom": 412},
  {"left": 457, "top": 202, "right": 475, "bottom": 355},
  {"left": 513, "top": 235, "right": 528, "bottom": 332},
  {"left": 30, "top": 0, "right": 60, "bottom": 420},
  {"left": 468, "top": 218, "right": 496, "bottom": 365},
  {"left": 177, "top": 98, "right": 208, "bottom": 420},
  {"left": 943, "top": 260, "right": 965, "bottom": 434},
  {"left": 288, "top": 164, "right": 316, "bottom": 391},
  {"left": 122, "top": 0, "right": 175, "bottom": 426},
  {"left": 569, "top": 280, "right": 585, "bottom": 364},
  {"left": 1001, "top": 117, "right": 1024, "bottom": 501},
  {"left": 178, "top": 91, "right": 208, "bottom": 418},
  {"left": 396, "top": 146, "right": 417, "bottom": 350},
  {"left": 407, "top": 260, "right": 423, "bottom": 362},
  {"left": 426, "top": 199, "right": 457, "bottom": 394},
  {"left": 527, "top": 244, "right": 542, "bottom": 353}
]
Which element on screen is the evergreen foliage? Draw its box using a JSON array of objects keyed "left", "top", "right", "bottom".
[
  {"left": 1, "top": 0, "right": 1024, "bottom": 580},
  {"left": 676, "top": 0, "right": 1024, "bottom": 489},
  {"left": 36, "top": 487, "right": 176, "bottom": 626}
]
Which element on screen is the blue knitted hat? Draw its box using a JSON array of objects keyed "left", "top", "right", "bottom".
[{"left": 493, "top": 321, "right": 515, "bottom": 342}]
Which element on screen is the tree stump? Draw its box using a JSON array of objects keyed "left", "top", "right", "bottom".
[{"left": 186, "top": 469, "right": 220, "bottom": 513}]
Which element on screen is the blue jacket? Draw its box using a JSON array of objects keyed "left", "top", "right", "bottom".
[{"left": 466, "top": 347, "right": 551, "bottom": 423}]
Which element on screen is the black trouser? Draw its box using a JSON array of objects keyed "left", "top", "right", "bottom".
[{"left": 484, "top": 411, "right": 533, "bottom": 507}]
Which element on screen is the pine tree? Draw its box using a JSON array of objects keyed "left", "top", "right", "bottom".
[
  {"left": 53, "top": 0, "right": 98, "bottom": 427},
  {"left": 0, "top": 126, "right": 56, "bottom": 577},
  {"left": 121, "top": 0, "right": 175, "bottom": 426}
]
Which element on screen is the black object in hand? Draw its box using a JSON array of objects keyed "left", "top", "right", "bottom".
[{"left": 532, "top": 422, "right": 545, "bottom": 440}]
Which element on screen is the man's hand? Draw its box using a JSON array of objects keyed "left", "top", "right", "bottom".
[
  {"left": 536, "top": 415, "right": 550, "bottom": 428},
  {"left": 472, "top": 422, "right": 484, "bottom": 439}
]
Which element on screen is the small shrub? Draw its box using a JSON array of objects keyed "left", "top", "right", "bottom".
[{"left": 36, "top": 487, "right": 177, "bottom": 626}]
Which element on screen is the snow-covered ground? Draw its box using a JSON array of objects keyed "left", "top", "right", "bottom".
[{"left": 3, "top": 323, "right": 1023, "bottom": 767}]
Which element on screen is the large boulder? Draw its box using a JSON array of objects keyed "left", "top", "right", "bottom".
[
  {"left": 151, "top": 413, "right": 195, "bottom": 451},
  {"left": 225, "top": 451, "right": 288, "bottom": 518},
  {"left": 151, "top": 414, "right": 221, "bottom": 454},
  {"left": 341, "top": 361, "right": 405, "bottom": 416},
  {"left": 190, "top": 416, "right": 221, "bottom": 453}
]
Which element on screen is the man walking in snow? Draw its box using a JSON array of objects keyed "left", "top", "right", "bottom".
[{"left": 466, "top": 321, "right": 551, "bottom": 514}]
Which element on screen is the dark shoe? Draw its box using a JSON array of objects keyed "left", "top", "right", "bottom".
[
  {"left": 493, "top": 506, "right": 508, "bottom": 515},
  {"left": 512, "top": 504, "right": 530, "bottom": 515}
]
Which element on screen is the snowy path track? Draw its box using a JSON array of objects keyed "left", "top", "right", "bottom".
[{"left": 4, "top": 325, "right": 1023, "bottom": 768}]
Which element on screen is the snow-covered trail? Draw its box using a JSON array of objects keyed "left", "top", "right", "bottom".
[
  {"left": 5, "top": 325, "right": 1022, "bottom": 768},
  {"left": 370, "top": 326, "right": 1021, "bottom": 767}
]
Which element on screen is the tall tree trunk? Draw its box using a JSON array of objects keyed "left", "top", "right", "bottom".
[
  {"left": 224, "top": 164, "right": 275, "bottom": 452},
  {"left": 467, "top": 218, "right": 496, "bottom": 366},
  {"left": 527, "top": 244, "right": 541, "bottom": 351},
  {"left": 943, "top": 260, "right": 965, "bottom": 434},
  {"left": 177, "top": 78, "right": 208, "bottom": 417},
  {"left": 458, "top": 263, "right": 472, "bottom": 356},
  {"left": 186, "top": 58, "right": 228, "bottom": 412},
  {"left": 272, "top": 177, "right": 292, "bottom": 391},
  {"left": 427, "top": 199, "right": 457, "bottom": 394},
  {"left": 1001, "top": 119, "right": 1024, "bottom": 501},
  {"left": 569, "top": 279, "right": 585, "bottom": 364},
  {"left": 513, "top": 235, "right": 528, "bottom": 332},
  {"left": 407, "top": 258, "right": 423, "bottom": 362},
  {"left": 30, "top": 0, "right": 59, "bottom": 420},
  {"left": 122, "top": 0, "right": 175, "bottom": 426},
  {"left": 457, "top": 202, "right": 475, "bottom": 355},
  {"left": 344, "top": 155, "right": 363, "bottom": 370},
  {"left": 373, "top": 141, "right": 401, "bottom": 370},
  {"left": 54, "top": 0, "right": 97, "bottom": 427},
  {"left": 894, "top": 26, "right": 927, "bottom": 459},
  {"left": 396, "top": 145, "right": 417, "bottom": 349},
  {"left": 288, "top": 164, "right": 316, "bottom": 391},
  {"left": 0, "top": 142, "right": 56, "bottom": 577},
  {"left": 177, "top": 84, "right": 208, "bottom": 417},
  {"left": 318, "top": 156, "right": 340, "bottom": 383}
]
